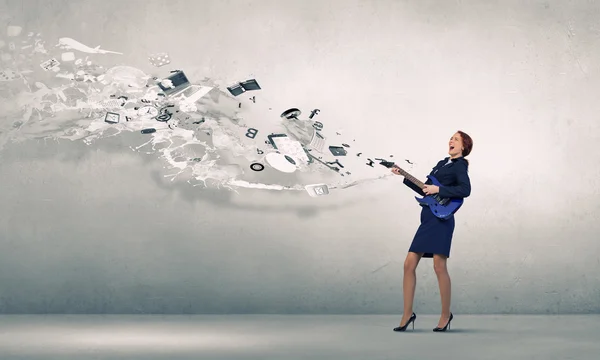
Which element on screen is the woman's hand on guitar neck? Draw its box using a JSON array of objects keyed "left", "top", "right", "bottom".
[{"left": 391, "top": 166, "right": 402, "bottom": 175}]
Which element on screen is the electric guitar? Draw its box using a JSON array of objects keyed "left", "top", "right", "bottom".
[{"left": 381, "top": 161, "right": 463, "bottom": 220}]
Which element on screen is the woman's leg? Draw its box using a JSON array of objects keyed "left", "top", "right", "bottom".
[
  {"left": 433, "top": 254, "right": 452, "bottom": 327},
  {"left": 400, "top": 251, "right": 423, "bottom": 325}
]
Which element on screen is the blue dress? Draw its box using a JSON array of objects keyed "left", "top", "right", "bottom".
[{"left": 402, "top": 156, "right": 471, "bottom": 258}]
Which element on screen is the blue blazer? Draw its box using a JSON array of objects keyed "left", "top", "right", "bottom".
[{"left": 403, "top": 156, "right": 471, "bottom": 199}]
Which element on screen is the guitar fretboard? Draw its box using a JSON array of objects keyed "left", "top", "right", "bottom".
[{"left": 395, "top": 166, "right": 425, "bottom": 189}]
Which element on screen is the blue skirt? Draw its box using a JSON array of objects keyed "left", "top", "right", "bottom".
[{"left": 408, "top": 205, "right": 455, "bottom": 258}]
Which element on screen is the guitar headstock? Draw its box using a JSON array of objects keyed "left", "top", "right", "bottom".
[
  {"left": 379, "top": 160, "right": 402, "bottom": 171},
  {"left": 379, "top": 160, "right": 396, "bottom": 168}
]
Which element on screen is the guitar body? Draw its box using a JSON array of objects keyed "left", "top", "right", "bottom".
[
  {"left": 380, "top": 160, "right": 464, "bottom": 220},
  {"left": 415, "top": 175, "right": 463, "bottom": 220}
]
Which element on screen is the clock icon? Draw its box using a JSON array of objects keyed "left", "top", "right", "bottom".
[{"left": 137, "top": 105, "right": 159, "bottom": 118}]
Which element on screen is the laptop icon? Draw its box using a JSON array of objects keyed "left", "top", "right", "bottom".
[
  {"left": 157, "top": 70, "right": 214, "bottom": 104},
  {"left": 156, "top": 71, "right": 206, "bottom": 97}
]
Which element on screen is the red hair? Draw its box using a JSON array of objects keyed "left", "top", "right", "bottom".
[{"left": 457, "top": 130, "right": 473, "bottom": 165}]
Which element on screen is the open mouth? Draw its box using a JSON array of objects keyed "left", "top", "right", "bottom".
[{"left": 449, "top": 146, "right": 455, "bottom": 150}]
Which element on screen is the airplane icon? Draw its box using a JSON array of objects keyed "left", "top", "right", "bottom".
[{"left": 58, "top": 37, "right": 123, "bottom": 55}]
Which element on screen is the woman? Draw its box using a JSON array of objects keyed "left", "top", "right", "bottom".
[{"left": 391, "top": 130, "right": 473, "bottom": 332}]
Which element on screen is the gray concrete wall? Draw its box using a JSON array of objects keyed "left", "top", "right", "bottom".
[{"left": 0, "top": 0, "right": 599, "bottom": 314}]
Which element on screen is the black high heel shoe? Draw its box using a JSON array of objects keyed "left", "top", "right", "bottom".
[
  {"left": 433, "top": 313, "right": 453, "bottom": 332},
  {"left": 393, "top": 312, "right": 416, "bottom": 332}
]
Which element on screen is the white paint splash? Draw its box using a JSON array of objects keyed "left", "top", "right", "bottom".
[{"left": 0, "top": 33, "right": 397, "bottom": 197}]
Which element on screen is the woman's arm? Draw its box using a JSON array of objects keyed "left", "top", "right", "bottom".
[{"left": 438, "top": 162, "right": 471, "bottom": 198}]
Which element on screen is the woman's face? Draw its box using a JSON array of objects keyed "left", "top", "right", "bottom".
[{"left": 448, "top": 132, "right": 463, "bottom": 158}]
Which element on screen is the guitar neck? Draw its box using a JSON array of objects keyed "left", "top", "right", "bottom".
[{"left": 395, "top": 166, "right": 425, "bottom": 189}]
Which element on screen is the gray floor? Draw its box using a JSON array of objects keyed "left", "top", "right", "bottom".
[{"left": 0, "top": 315, "right": 598, "bottom": 359}]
